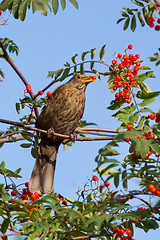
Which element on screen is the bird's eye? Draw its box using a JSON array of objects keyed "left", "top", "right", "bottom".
[{"left": 77, "top": 76, "right": 80, "bottom": 79}]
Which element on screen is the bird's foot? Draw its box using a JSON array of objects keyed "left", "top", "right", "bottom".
[
  {"left": 69, "top": 134, "right": 77, "bottom": 142},
  {"left": 47, "top": 127, "right": 55, "bottom": 138}
]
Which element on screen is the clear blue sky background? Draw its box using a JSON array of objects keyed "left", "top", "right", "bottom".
[{"left": 0, "top": 0, "right": 160, "bottom": 239}]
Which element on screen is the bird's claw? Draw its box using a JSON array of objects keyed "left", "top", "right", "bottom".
[
  {"left": 47, "top": 128, "right": 55, "bottom": 138},
  {"left": 69, "top": 134, "right": 77, "bottom": 142}
]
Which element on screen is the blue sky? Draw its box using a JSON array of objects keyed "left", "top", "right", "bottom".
[{"left": 0, "top": 0, "right": 160, "bottom": 239}]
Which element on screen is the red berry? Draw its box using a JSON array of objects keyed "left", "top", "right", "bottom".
[
  {"left": 25, "top": 182, "right": 29, "bottom": 188},
  {"left": 11, "top": 191, "right": 17, "bottom": 196},
  {"left": 115, "top": 93, "right": 120, "bottom": 98},
  {"left": 117, "top": 194, "right": 122, "bottom": 198},
  {"left": 149, "top": 22, "right": 154, "bottom": 28},
  {"left": 136, "top": 61, "right": 141, "bottom": 66},
  {"left": 113, "top": 86, "right": 117, "bottom": 91},
  {"left": 126, "top": 229, "right": 132, "bottom": 235},
  {"left": 126, "top": 124, "right": 132, "bottom": 130},
  {"left": 128, "top": 44, "right": 133, "bottom": 50},
  {"left": 148, "top": 133, "right": 155, "bottom": 138},
  {"left": 92, "top": 175, "right": 98, "bottom": 181},
  {"left": 119, "top": 91, "right": 125, "bottom": 97},
  {"left": 38, "top": 91, "right": 43, "bottom": 95},
  {"left": 122, "top": 80, "right": 127, "bottom": 86},
  {"left": 125, "top": 63, "right": 130, "bottom": 68},
  {"left": 104, "top": 181, "right": 110, "bottom": 187},
  {"left": 26, "top": 84, "right": 31, "bottom": 93},
  {"left": 118, "top": 229, "right": 125, "bottom": 236},
  {"left": 112, "top": 60, "right": 117, "bottom": 65},
  {"left": 47, "top": 91, "right": 52, "bottom": 97},
  {"left": 155, "top": 25, "right": 160, "bottom": 31},
  {"left": 148, "top": 16, "right": 154, "bottom": 23},
  {"left": 21, "top": 194, "right": 27, "bottom": 200},
  {"left": 135, "top": 54, "right": 140, "bottom": 59},
  {"left": 116, "top": 75, "right": 121, "bottom": 81},
  {"left": 157, "top": 18, "right": 160, "bottom": 24},
  {"left": 125, "top": 137, "right": 130, "bottom": 142},
  {"left": 123, "top": 55, "right": 128, "bottom": 60},
  {"left": 125, "top": 93, "right": 130, "bottom": 99},
  {"left": 117, "top": 82, "right": 122, "bottom": 88},
  {"left": 118, "top": 63, "right": 124, "bottom": 69},
  {"left": 134, "top": 66, "right": 139, "bottom": 72},
  {"left": 118, "top": 53, "right": 122, "bottom": 58},
  {"left": 113, "top": 228, "right": 119, "bottom": 233},
  {"left": 123, "top": 88, "right": 129, "bottom": 93},
  {"left": 149, "top": 114, "right": 155, "bottom": 120},
  {"left": 148, "top": 184, "right": 156, "bottom": 193},
  {"left": 121, "top": 237, "right": 126, "bottom": 240},
  {"left": 156, "top": 189, "right": 160, "bottom": 197},
  {"left": 126, "top": 99, "right": 131, "bottom": 104}
]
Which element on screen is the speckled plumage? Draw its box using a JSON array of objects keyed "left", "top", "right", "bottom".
[{"left": 29, "top": 74, "right": 92, "bottom": 194}]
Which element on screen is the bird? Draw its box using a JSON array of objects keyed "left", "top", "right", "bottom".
[{"left": 29, "top": 74, "right": 96, "bottom": 195}]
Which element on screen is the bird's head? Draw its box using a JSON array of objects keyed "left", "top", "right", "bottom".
[{"left": 68, "top": 74, "right": 96, "bottom": 90}]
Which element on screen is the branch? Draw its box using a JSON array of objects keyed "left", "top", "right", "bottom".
[
  {"left": 0, "top": 39, "right": 39, "bottom": 118},
  {"left": 0, "top": 118, "right": 115, "bottom": 144},
  {"left": 154, "top": 0, "right": 160, "bottom": 7}
]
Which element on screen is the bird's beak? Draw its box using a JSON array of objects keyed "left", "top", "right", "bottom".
[{"left": 82, "top": 75, "right": 96, "bottom": 83}]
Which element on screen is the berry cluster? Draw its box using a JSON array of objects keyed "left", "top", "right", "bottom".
[
  {"left": 149, "top": 113, "right": 160, "bottom": 123},
  {"left": 11, "top": 182, "right": 42, "bottom": 202},
  {"left": 92, "top": 175, "right": 110, "bottom": 187},
  {"left": 113, "top": 227, "right": 133, "bottom": 240},
  {"left": 148, "top": 184, "right": 160, "bottom": 197},
  {"left": 148, "top": 17, "right": 160, "bottom": 31},
  {"left": 26, "top": 84, "right": 31, "bottom": 93},
  {"left": 111, "top": 45, "right": 140, "bottom": 104}
]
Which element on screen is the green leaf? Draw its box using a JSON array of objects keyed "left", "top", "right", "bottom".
[
  {"left": 90, "top": 48, "right": 95, "bottom": 60},
  {"left": 32, "top": 0, "right": 48, "bottom": 16},
  {"left": 52, "top": 0, "right": 58, "bottom": 14},
  {"left": 20, "top": 143, "right": 32, "bottom": 148},
  {"left": 137, "top": 90, "right": 160, "bottom": 99},
  {"left": 0, "top": 0, "right": 13, "bottom": 11},
  {"left": 71, "top": 54, "right": 78, "bottom": 64},
  {"left": 155, "top": 60, "right": 160, "bottom": 66},
  {"left": 117, "top": 17, "right": 125, "bottom": 24},
  {"left": 132, "top": 0, "right": 144, "bottom": 7},
  {"left": 59, "top": 68, "right": 70, "bottom": 81},
  {"left": 19, "top": 0, "right": 27, "bottom": 21},
  {"left": 99, "top": 44, "right": 106, "bottom": 60},
  {"left": 12, "top": 0, "right": 22, "bottom": 19},
  {"left": 16, "top": 102, "right": 20, "bottom": 114},
  {"left": 60, "top": 0, "right": 66, "bottom": 10},
  {"left": 131, "top": 15, "right": 136, "bottom": 32},
  {"left": 138, "top": 11, "right": 145, "bottom": 27},
  {"left": 68, "top": 0, "right": 78, "bottom": 9},
  {"left": 81, "top": 51, "right": 89, "bottom": 61},
  {"left": 121, "top": 11, "right": 129, "bottom": 17},
  {"left": 139, "top": 97, "right": 155, "bottom": 107},
  {"left": 136, "top": 71, "right": 154, "bottom": 83},
  {"left": 142, "top": 7, "right": 148, "bottom": 23},
  {"left": 139, "top": 82, "right": 151, "bottom": 93},
  {"left": 114, "top": 172, "right": 120, "bottom": 187},
  {"left": 123, "top": 18, "right": 130, "bottom": 30},
  {"left": 1, "top": 218, "right": 10, "bottom": 234}
]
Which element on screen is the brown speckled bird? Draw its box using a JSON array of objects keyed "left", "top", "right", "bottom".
[{"left": 29, "top": 74, "right": 96, "bottom": 194}]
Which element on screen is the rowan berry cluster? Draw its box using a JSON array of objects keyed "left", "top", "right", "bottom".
[
  {"left": 11, "top": 182, "right": 42, "bottom": 202},
  {"left": 149, "top": 113, "right": 160, "bottom": 123},
  {"left": 111, "top": 45, "right": 140, "bottom": 104},
  {"left": 148, "top": 16, "right": 160, "bottom": 31},
  {"left": 148, "top": 184, "right": 160, "bottom": 197},
  {"left": 113, "top": 227, "right": 133, "bottom": 240}
]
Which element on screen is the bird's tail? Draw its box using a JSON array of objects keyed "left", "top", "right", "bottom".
[{"left": 29, "top": 139, "right": 60, "bottom": 195}]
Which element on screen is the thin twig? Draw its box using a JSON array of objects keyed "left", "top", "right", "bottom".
[
  {"left": 154, "top": 0, "right": 160, "bottom": 7},
  {"left": 0, "top": 39, "right": 39, "bottom": 118}
]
